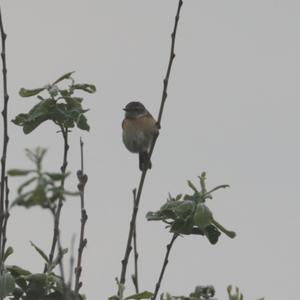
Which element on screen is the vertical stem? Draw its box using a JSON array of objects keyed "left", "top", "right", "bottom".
[
  {"left": 0, "top": 177, "right": 9, "bottom": 266},
  {"left": 156, "top": 0, "right": 183, "bottom": 129},
  {"left": 74, "top": 138, "right": 88, "bottom": 297},
  {"left": 118, "top": 170, "right": 147, "bottom": 297},
  {"left": 151, "top": 234, "right": 178, "bottom": 300},
  {"left": 131, "top": 189, "right": 139, "bottom": 294},
  {"left": 0, "top": 7, "right": 9, "bottom": 273},
  {"left": 68, "top": 235, "right": 76, "bottom": 289},
  {"left": 44, "top": 126, "right": 69, "bottom": 273},
  {"left": 117, "top": 0, "right": 183, "bottom": 296}
]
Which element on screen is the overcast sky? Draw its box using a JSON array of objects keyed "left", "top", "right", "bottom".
[{"left": 1, "top": 1, "right": 300, "bottom": 299}]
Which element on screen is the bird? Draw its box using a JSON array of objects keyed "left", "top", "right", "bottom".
[{"left": 122, "top": 101, "right": 158, "bottom": 171}]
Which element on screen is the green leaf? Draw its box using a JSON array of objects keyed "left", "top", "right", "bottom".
[
  {"left": 52, "top": 71, "right": 75, "bottom": 85},
  {"left": 3, "top": 246, "right": 14, "bottom": 262},
  {"left": 62, "top": 189, "right": 80, "bottom": 196},
  {"left": 211, "top": 219, "right": 236, "bottom": 239},
  {"left": 12, "top": 190, "right": 34, "bottom": 208},
  {"left": 6, "top": 265, "right": 31, "bottom": 277},
  {"left": 125, "top": 291, "right": 154, "bottom": 299},
  {"left": 193, "top": 203, "right": 213, "bottom": 229},
  {"left": 204, "top": 184, "right": 230, "bottom": 200},
  {"left": 171, "top": 216, "right": 194, "bottom": 235},
  {"left": 30, "top": 241, "right": 49, "bottom": 263},
  {"left": 27, "top": 184, "right": 47, "bottom": 207},
  {"left": 17, "top": 177, "right": 37, "bottom": 194},
  {"left": 175, "top": 194, "right": 182, "bottom": 201},
  {"left": 47, "top": 274, "right": 64, "bottom": 293},
  {"left": 7, "top": 169, "right": 34, "bottom": 176},
  {"left": 183, "top": 192, "right": 203, "bottom": 203},
  {"left": 174, "top": 200, "right": 195, "bottom": 218},
  {"left": 12, "top": 99, "right": 56, "bottom": 134},
  {"left": 25, "top": 147, "right": 47, "bottom": 163},
  {"left": 76, "top": 113, "right": 90, "bottom": 131},
  {"left": 15, "top": 276, "right": 27, "bottom": 291},
  {"left": 24, "top": 273, "right": 47, "bottom": 283},
  {"left": 47, "top": 248, "right": 68, "bottom": 272},
  {"left": 43, "top": 291, "right": 65, "bottom": 300},
  {"left": 64, "top": 96, "right": 82, "bottom": 108},
  {"left": 45, "top": 172, "right": 70, "bottom": 181},
  {"left": 146, "top": 211, "right": 164, "bottom": 221},
  {"left": 0, "top": 271, "right": 15, "bottom": 297},
  {"left": 202, "top": 224, "right": 221, "bottom": 244},
  {"left": 72, "top": 83, "right": 96, "bottom": 93},
  {"left": 198, "top": 172, "right": 207, "bottom": 193},
  {"left": 187, "top": 180, "right": 198, "bottom": 193},
  {"left": 19, "top": 87, "right": 45, "bottom": 97}
]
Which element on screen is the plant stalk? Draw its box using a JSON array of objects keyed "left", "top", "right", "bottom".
[
  {"left": 0, "top": 7, "right": 9, "bottom": 274},
  {"left": 117, "top": 1, "right": 183, "bottom": 296},
  {"left": 151, "top": 234, "right": 178, "bottom": 300},
  {"left": 74, "top": 138, "right": 88, "bottom": 297}
]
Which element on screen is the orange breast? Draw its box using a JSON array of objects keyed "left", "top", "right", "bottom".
[{"left": 122, "top": 115, "right": 157, "bottom": 134}]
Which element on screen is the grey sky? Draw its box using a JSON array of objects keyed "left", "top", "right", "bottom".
[{"left": 1, "top": 1, "right": 300, "bottom": 299}]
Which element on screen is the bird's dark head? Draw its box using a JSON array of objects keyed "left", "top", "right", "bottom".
[{"left": 123, "top": 101, "right": 147, "bottom": 119}]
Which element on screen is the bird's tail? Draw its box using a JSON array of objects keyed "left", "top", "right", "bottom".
[{"left": 139, "top": 152, "right": 152, "bottom": 171}]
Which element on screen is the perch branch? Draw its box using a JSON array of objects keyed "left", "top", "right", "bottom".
[
  {"left": 131, "top": 189, "right": 139, "bottom": 294},
  {"left": 0, "top": 7, "right": 9, "bottom": 273},
  {"left": 117, "top": 0, "right": 183, "bottom": 296}
]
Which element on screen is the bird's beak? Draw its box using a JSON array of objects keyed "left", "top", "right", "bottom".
[{"left": 123, "top": 107, "right": 128, "bottom": 112}]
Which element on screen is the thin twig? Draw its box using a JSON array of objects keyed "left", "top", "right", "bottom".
[
  {"left": 68, "top": 235, "right": 76, "bottom": 289},
  {"left": 117, "top": 1, "right": 183, "bottom": 296},
  {"left": 74, "top": 137, "right": 88, "bottom": 297},
  {"left": 156, "top": 0, "right": 183, "bottom": 129},
  {"left": 1, "top": 177, "right": 9, "bottom": 261},
  {"left": 151, "top": 234, "right": 178, "bottom": 300},
  {"left": 0, "top": 7, "right": 9, "bottom": 274},
  {"left": 44, "top": 126, "right": 70, "bottom": 273},
  {"left": 131, "top": 189, "right": 139, "bottom": 294},
  {"left": 57, "top": 237, "right": 66, "bottom": 283}
]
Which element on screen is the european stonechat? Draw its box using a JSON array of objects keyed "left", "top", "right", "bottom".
[{"left": 122, "top": 101, "right": 158, "bottom": 171}]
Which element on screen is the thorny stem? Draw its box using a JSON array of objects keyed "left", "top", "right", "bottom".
[
  {"left": 131, "top": 189, "right": 139, "bottom": 294},
  {"left": 151, "top": 234, "right": 178, "bottom": 300},
  {"left": 0, "top": 7, "right": 9, "bottom": 274},
  {"left": 74, "top": 138, "right": 88, "bottom": 297},
  {"left": 117, "top": 0, "right": 183, "bottom": 297},
  {"left": 44, "top": 126, "right": 69, "bottom": 273}
]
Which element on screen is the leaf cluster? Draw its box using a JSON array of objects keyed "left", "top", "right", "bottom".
[
  {"left": 7, "top": 148, "right": 77, "bottom": 209},
  {"left": 0, "top": 242, "right": 84, "bottom": 300},
  {"left": 146, "top": 173, "right": 235, "bottom": 244},
  {"left": 0, "top": 266, "right": 82, "bottom": 300},
  {"left": 161, "top": 285, "right": 216, "bottom": 300},
  {"left": 227, "top": 286, "right": 264, "bottom": 300},
  {"left": 12, "top": 72, "right": 96, "bottom": 134},
  {"left": 109, "top": 291, "right": 154, "bottom": 300},
  {"left": 227, "top": 286, "right": 246, "bottom": 300}
]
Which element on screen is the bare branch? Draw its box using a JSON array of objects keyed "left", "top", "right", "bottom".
[
  {"left": 0, "top": 6, "right": 10, "bottom": 273},
  {"left": 131, "top": 189, "right": 139, "bottom": 294},
  {"left": 151, "top": 234, "right": 178, "bottom": 300},
  {"left": 44, "top": 126, "right": 70, "bottom": 273},
  {"left": 118, "top": 0, "right": 184, "bottom": 296},
  {"left": 74, "top": 137, "right": 88, "bottom": 297},
  {"left": 68, "top": 235, "right": 76, "bottom": 289}
]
